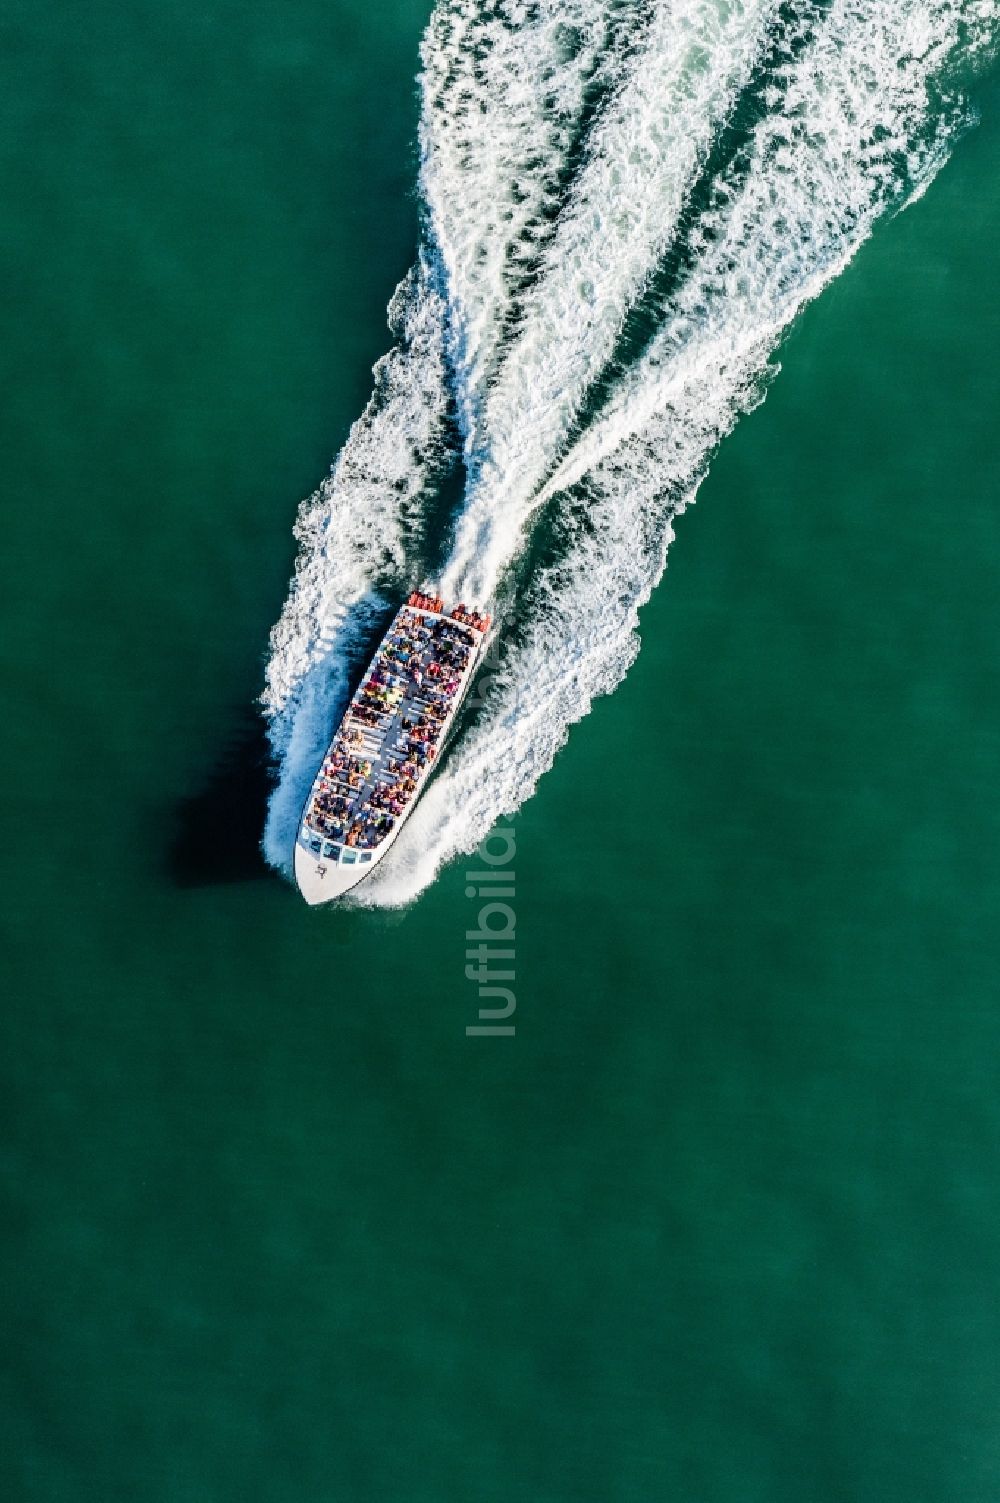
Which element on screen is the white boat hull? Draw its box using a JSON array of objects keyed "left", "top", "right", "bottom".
[
  {"left": 294, "top": 836, "right": 379, "bottom": 904},
  {"left": 293, "top": 603, "right": 487, "bottom": 905}
]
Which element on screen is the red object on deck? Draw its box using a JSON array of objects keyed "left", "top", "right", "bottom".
[
  {"left": 407, "top": 590, "right": 445, "bottom": 612},
  {"left": 408, "top": 591, "right": 489, "bottom": 630}
]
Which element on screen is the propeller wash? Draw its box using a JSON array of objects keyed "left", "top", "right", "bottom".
[{"left": 262, "top": 0, "right": 998, "bottom": 906}]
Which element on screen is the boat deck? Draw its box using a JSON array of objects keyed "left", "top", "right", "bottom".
[{"left": 298, "top": 607, "right": 479, "bottom": 870}]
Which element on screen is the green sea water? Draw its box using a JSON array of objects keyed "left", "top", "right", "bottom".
[{"left": 3, "top": 3, "right": 1000, "bottom": 1500}]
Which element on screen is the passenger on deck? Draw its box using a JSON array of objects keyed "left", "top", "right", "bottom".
[{"left": 307, "top": 592, "right": 489, "bottom": 851}]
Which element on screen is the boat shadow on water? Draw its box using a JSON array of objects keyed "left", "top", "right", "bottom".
[{"left": 167, "top": 702, "right": 274, "bottom": 887}]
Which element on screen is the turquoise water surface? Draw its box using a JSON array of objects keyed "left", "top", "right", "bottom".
[{"left": 3, "top": 3, "right": 1000, "bottom": 1500}]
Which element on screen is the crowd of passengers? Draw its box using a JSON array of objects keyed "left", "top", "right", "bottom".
[
  {"left": 407, "top": 591, "right": 492, "bottom": 636},
  {"left": 306, "top": 607, "right": 481, "bottom": 850},
  {"left": 450, "top": 602, "right": 491, "bottom": 633}
]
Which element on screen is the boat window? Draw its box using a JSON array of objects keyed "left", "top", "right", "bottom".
[
  {"left": 307, "top": 596, "right": 481, "bottom": 866},
  {"left": 309, "top": 839, "right": 321, "bottom": 854}
]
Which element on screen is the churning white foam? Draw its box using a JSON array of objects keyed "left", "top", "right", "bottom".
[
  {"left": 419, "top": 0, "right": 629, "bottom": 443},
  {"left": 261, "top": 258, "right": 450, "bottom": 869},
  {"left": 263, "top": 0, "right": 998, "bottom": 902},
  {"left": 439, "top": 0, "right": 782, "bottom": 603}
]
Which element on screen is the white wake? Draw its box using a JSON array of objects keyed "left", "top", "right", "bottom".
[{"left": 262, "top": 0, "right": 998, "bottom": 901}]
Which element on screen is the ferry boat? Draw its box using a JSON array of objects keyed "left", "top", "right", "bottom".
[{"left": 294, "top": 593, "right": 491, "bottom": 904}]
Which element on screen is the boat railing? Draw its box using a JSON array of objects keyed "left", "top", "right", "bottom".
[{"left": 299, "top": 596, "right": 492, "bottom": 865}]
